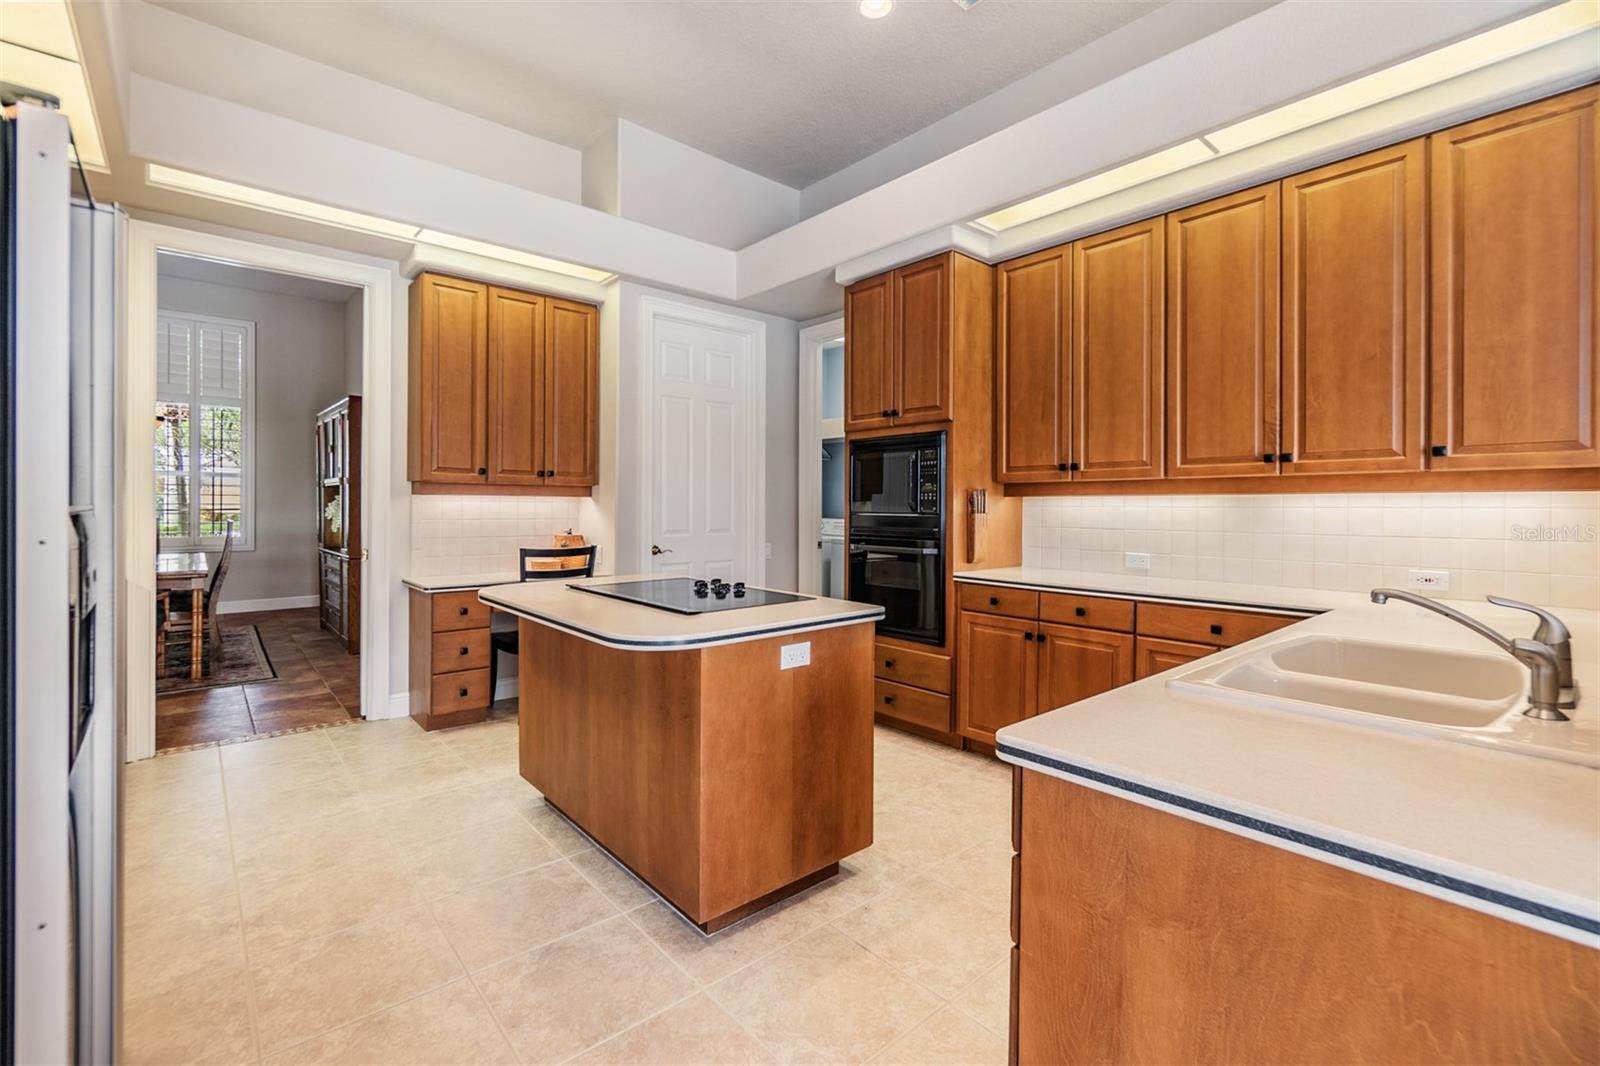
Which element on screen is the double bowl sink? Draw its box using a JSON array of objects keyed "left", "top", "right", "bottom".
[{"left": 1169, "top": 634, "right": 1598, "bottom": 767}]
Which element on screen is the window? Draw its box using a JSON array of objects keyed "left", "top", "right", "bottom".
[{"left": 155, "top": 312, "right": 254, "bottom": 549}]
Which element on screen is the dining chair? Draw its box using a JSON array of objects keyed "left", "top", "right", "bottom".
[
  {"left": 488, "top": 544, "right": 598, "bottom": 699},
  {"left": 166, "top": 520, "right": 236, "bottom": 675}
]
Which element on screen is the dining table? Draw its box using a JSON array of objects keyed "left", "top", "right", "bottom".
[{"left": 157, "top": 550, "right": 209, "bottom": 680}]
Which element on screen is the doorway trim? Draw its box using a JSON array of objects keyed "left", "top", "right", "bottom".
[
  {"left": 123, "top": 220, "right": 395, "bottom": 761},
  {"left": 796, "top": 317, "right": 844, "bottom": 594},
  {"left": 634, "top": 294, "right": 767, "bottom": 584}
]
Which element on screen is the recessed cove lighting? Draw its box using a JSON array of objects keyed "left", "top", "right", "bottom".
[
  {"left": 414, "top": 230, "right": 615, "bottom": 284},
  {"left": 972, "top": 140, "right": 1217, "bottom": 233},
  {"left": 859, "top": 0, "right": 893, "bottom": 19}
]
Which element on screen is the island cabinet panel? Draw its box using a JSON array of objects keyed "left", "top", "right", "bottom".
[
  {"left": 893, "top": 254, "right": 953, "bottom": 426},
  {"left": 1133, "top": 635, "right": 1216, "bottom": 679},
  {"left": 486, "top": 286, "right": 545, "bottom": 485},
  {"left": 409, "top": 273, "right": 488, "bottom": 484},
  {"left": 1429, "top": 85, "right": 1600, "bottom": 471},
  {"left": 542, "top": 298, "right": 601, "bottom": 487},
  {"left": 1035, "top": 624, "right": 1133, "bottom": 714},
  {"left": 1014, "top": 770, "right": 1600, "bottom": 1064},
  {"left": 956, "top": 611, "right": 1036, "bottom": 745},
  {"left": 1166, "top": 184, "right": 1281, "bottom": 478},
  {"left": 1282, "top": 140, "right": 1426, "bottom": 475},
  {"left": 995, "top": 247, "right": 1072, "bottom": 482},
  {"left": 409, "top": 272, "right": 598, "bottom": 492},
  {"left": 844, "top": 271, "right": 895, "bottom": 432},
  {"left": 519, "top": 619, "right": 875, "bottom": 932},
  {"left": 1072, "top": 218, "right": 1166, "bottom": 481}
]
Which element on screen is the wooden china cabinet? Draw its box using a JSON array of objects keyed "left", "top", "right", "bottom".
[{"left": 316, "top": 396, "right": 361, "bottom": 652}]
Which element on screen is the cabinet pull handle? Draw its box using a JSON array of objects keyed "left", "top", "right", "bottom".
[
  {"left": 458, "top": 606, "right": 469, "bottom": 616},
  {"left": 989, "top": 596, "right": 1000, "bottom": 606},
  {"left": 1262, "top": 454, "right": 1276, "bottom": 464},
  {"left": 881, "top": 409, "right": 891, "bottom": 418},
  {"left": 459, "top": 646, "right": 469, "bottom": 656},
  {"left": 1431, "top": 445, "right": 1448, "bottom": 458},
  {"left": 1210, "top": 623, "right": 1224, "bottom": 635},
  {"left": 1069, "top": 462, "right": 1080, "bottom": 472},
  {"left": 883, "top": 658, "right": 895, "bottom": 668},
  {"left": 457, "top": 687, "right": 468, "bottom": 698},
  {"left": 1023, "top": 631, "right": 1034, "bottom": 641},
  {"left": 1075, "top": 606, "right": 1086, "bottom": 617},
  {"left": 890, "top": 408, "right": 900, "bottom": 417},
  {"left": 478, "top": 467, "right": 486, "bottom": 475},
  {"left": 1277, "top": 452, "right": 1292, "bottom": 463},
  {"left": 1057, "top": 462, "right": 1068, "bottom": 472},
  {"left": 883, "top": 695, "right": 895, "bottom": 705}
]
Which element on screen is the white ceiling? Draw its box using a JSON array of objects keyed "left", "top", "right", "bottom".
[
  {"left": 157, "top": 252, "right": 362, "bottom": 303},
  {"left": 145, "top": 0, "right": 1164, "bottom": 189}
]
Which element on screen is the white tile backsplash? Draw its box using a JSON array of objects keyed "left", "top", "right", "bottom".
[
  {"left": 409, "top": 495, "right": 587, "bottom": 578},
  {"left": 1020, "top": 491, "right": 1600, "bottom": 609}
]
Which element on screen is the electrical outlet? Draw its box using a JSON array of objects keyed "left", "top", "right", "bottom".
[
  {"left": 780, "top": 642, "right": 811, "bottom": 670},
  {"left": 1408, "top": 568, "right": 1451, "bottom": 592},
  {"left": 1125, "top": 552, "right": 1151, "bottom": 571}
]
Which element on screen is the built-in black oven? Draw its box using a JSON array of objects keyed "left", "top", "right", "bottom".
[{"left": 847, "top": 432, "right": 945, "bottom": 645}]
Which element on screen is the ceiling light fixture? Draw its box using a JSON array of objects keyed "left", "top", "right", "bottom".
[
  {"left": 972, "top": 140, "right": 1216, "bottom": 233},
  {"left": 859, "top": 0, "right": 893, "bottom": 19},
  {"left": 144, "top": 164, "right": 616, "bottom": 282},
  {"left": 1206, "top": 0, "right": 1600, "bottom": 153}
]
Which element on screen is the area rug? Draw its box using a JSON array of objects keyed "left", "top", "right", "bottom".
[{"left": 157, "top": 624, "right": 277, "bottom": 694}]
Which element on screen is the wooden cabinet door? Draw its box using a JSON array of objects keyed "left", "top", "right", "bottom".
[
  {"left": 1167, "top": 185, "right": 1281, "bottom": 478},
  {"left": 1072, "top": 218, "right": 1165, "bottom": 480},
  {"left": 844, "top": 272, "right": 895, "bottom": 432},
  {"left": 1134, "top": 636, "right": 1216, "bottom": 679},
  {"left": 1282, "top": 141, "right": 1426, "bottom": 474},
  {"left": 542, "top": 298, "right": 600, "bottom": 487},
  {"left": 1035, "top": 624, "right": 1133, "bottom": 715},
  {"left": 995, "top": 247, "right": 1071, "bottom": 482},
  {"left": 410, "top": 274, "right": 488, "bottom": 483},
  {"left": 957, "top": 611, "right": 1037, "bottom": 744},
  {"left": 1429, "top": 86, "right": 1599, "bottom": 470},
  {"left": 892, "top": 254, "right": 952, "bottom": 426},
  {"left": 486, "top": 286, "right": 546, "bottom": 485}
]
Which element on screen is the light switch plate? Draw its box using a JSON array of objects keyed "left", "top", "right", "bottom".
[
  {"left": 1125, "top": 552, "right": 1151, "bottom": 571},
  {"left": 780, "top": 642, "right": 811, "bottom": 670},
  {"left": 1408, "top": 568, "right": 1451, "bottom": 591}
]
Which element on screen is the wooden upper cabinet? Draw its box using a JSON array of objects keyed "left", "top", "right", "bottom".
[
  {"left": 1167, "top": 185, "right": 1281, "bottom": 478},
  {"left": 1429, "top": 85, "right": 1599, "bottom": 470},
  {"left": 1073, "top": 218, "right": 1165, "bottom": 480},
  {"left": 542, "top": 298, "right": 600, "bottom": 487},
  {"left": 956, "top": 611, "right": 1036, "bottom": 745},
  {"left": 1282, "top": 140, "right": 1426, "bottom": 474},
  {"left": 409, "top": 273, "right": 488, "bottom": 483},
  {"left": 844, "top": 272, "right": 895, "bottom": 432},
  {"left": 409, "top": 273, "right": 598, "bottom": 492},
  {"left": 486, "top": 286, "right": 546, "bottom": 485},
  {"left": 995, "top": 247, "right": 1071, "bottom": 482},
  {"left": 1035, "top": 624, "right": 1133, "bottom": 715},
  {"left": 893, "top": 254, "right": 953, "bottom": 426}
]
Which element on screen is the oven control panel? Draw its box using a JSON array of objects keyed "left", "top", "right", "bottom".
[{"left": 917, "top": 448, "right": 941, "bottom": 512}]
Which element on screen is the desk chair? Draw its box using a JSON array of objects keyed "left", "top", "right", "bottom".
[{"left": 488, "top": 544, "right": 598, "bottom": 700}]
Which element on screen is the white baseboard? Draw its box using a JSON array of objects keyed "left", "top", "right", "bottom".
[{"left": 219, "top": 595, "right": 319, "bottom": 614}]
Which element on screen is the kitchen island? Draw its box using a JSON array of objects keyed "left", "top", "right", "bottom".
[{"left": 480, "top": 575, "right": 884, "bottom": 932}]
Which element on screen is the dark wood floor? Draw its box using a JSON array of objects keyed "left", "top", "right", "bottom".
[{"left": 156, "top": 608, "right": 360, "bottom": 751}]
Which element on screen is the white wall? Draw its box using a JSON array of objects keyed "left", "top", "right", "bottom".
[
  {"left": 614, "top": 282, "right": 800, "bottom": 587},
  {"left": 1021, "top": 492, "right": 1600, "bottom": 609},
  {"left": 342, "top": 292, "right": 363, "bottom": 397},
  {"left": 156, "top": 273, "right": 357, "bottom": 607}
]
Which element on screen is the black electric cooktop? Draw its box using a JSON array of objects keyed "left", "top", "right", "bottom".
[{"left": 572, "top": 577, "right": 811, "bottom": 615}]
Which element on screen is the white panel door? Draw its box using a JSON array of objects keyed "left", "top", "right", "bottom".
[{"left": 649, "top": 316, "right": 751, "bottom": 581}]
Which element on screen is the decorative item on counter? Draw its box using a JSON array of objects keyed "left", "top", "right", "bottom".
[{"left": 526, "top": 529, "right": 589, "bottom": 571}]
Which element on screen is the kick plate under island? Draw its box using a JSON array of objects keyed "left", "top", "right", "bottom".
[{"left": 479, "top": 575, "right": 885, "bottom": 933}]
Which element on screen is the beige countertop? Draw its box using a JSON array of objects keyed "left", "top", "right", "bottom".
[
  {"left": 403, "top": 572, "right": 523, "bottom": 593},
  {"left": 956, "top": 565, "right": 1362, "bottom": 614},
  {"left": 987, "top": 567, "right": 1599, "bottom": 946},
  {"left": 478, "top": 575, "right": 884, "bottom": 650}
]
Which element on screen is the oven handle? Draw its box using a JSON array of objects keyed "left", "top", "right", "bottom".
[{"left": 849, "top": 542, "right": 940, "bottom": 555}]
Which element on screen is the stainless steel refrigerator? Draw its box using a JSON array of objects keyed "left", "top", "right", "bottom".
[{"left": 3, "top": 93, "right": 120, "bottom": 1065}]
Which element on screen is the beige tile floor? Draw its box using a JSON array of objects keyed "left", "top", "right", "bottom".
[{"left": 124, "top": 716, "right": 1014, "bottom": 1065}]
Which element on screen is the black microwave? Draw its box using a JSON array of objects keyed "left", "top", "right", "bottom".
[{"left": 848, "top": 431, "right": 944, "bottom": 533}]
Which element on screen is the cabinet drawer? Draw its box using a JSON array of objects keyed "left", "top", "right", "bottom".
[
  {"left": 432, "top": 629, "right": 491, "bottom": 673},
  {"left": 874, "top": 679, "right": 952, "bottom": 733},
  {"left": 431, "top": 669, "right": 491, "bottom": 714},
  {"left": 1038, "top": 592, "right": 1134, "bottom": 632},
  {"left": 1136, "top": 602, "right": 1300, "bottom": 647},
  {"left": 958, "top": 583, "right": 1040, "bottom": 620},
  {"left": 432, "top": 590, "right": 491, "bottom": 632},
  {"left": 874, "top": 641, "right": 951, "bottom": 694}
]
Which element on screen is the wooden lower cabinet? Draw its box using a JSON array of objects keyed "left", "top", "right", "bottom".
[
  {"left": 957, "top": 612, "right": 1036, "bottom": 744},
  {"left": 873, "top": 637, "right": 955, "bottom": 739},
  {"left": 1036, "top": 624, "right": 1133, "bottom": 713},
  {"left": 1012, "top": 769, "right": 1599, "bottom": 1063},
  {"left": 1134, "top": 635, "right": 1216, "bottom": 679},
  {"left": 409, "top": 588, "right": 493, "bottom": 730}
]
